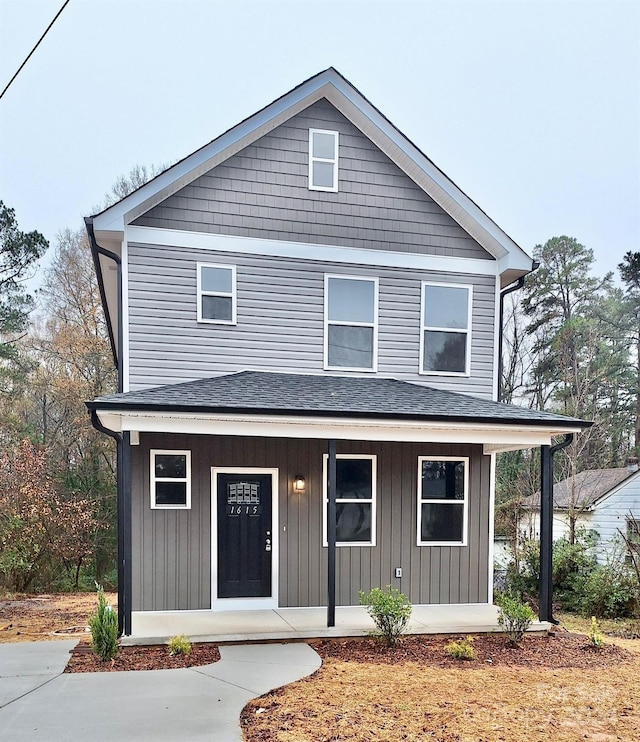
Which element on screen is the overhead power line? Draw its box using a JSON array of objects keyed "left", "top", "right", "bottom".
[{"left": 0, "top": 0, "right": 71, "bottom": 102}]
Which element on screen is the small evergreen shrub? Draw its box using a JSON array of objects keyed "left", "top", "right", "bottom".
[
  {"left": 88, "top": 584, "right": 119, "bottom": 661},
  {"left": 588, "top": 616, "right": 604, "bottom": 648},
  {"left": 497, "top": 592, "right": 535, "bottom": 645},
  {"left": 445, "top": 635, "right": 476, "bottom": 660},
  {"left": 168, "top": 634, "right": 192, "bottom": 656},
  {"left": 359, "top": 585, "right": 412, "bottom": 647}
]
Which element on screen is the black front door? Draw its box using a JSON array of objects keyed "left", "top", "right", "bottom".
[{"left": 216, "top": 472, "right": 272, "bottom": 599}]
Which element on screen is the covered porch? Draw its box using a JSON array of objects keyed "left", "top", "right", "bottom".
[{"left": 125, "top": 603, "right": 550, "bottom": 645}]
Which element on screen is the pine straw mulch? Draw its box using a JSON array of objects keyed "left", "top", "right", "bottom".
[
  {"left": 241, "top": 632, "right": 640, "bottom": 742},
  {"left": 64, "top": 641, "right": 221, "bottom": 673}
]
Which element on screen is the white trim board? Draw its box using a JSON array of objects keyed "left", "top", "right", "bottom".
[
  {"left": 95, "top": 409, "right": 585, "bottom": 453},
  {"left": 125, "top": 225, "right": 500, "bottom": 277}
]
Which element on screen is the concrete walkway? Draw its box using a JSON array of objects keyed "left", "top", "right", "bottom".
[{"left": 0, "top": 640, "right": 321, "bottom": 741}]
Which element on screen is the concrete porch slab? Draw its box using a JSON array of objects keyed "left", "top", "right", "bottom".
[{"left": 125, "top": 604, "right": 550, "bottom": 645}]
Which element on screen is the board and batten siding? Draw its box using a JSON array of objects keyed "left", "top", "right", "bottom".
[
  {"left": 132, "top": 99, "right": 494, "bottom": 262},
  {"left": 127, "top": 243, "right": 496, "bottom": 397},
  {"left": 131, "top": 434, "right": 491, "bottom": 611}
]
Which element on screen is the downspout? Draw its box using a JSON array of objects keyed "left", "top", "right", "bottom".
[
  {"left": 497, "top": 261, "right": 539, "bottom": 402},
  {"left": 85, "top": 218, "right": 132, "bottom": 637},
  {"left": 539, "top": 433, "right": 574, "bottom": 624}
]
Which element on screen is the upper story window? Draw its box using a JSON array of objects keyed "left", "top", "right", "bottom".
[
  {"left": 309, "top": 129, "right": 339, "bottom": 192},
  {"left": 323, "top": 454, "right": 377, "bottom": 546},
  {"left": 197, "top": 263, "right": 236, "bottom": 324},
  {"left": 150, "top": 450, "right": 191, "bottom": 509},
  {"left": 324, "top": 275, "right": 378, "bottom": 371},
  {"left": 417, "top": 457, "right": 468, "bottom": 546},
  {"left": 420, "top": 282, "right": 472, "bottom": 376}
]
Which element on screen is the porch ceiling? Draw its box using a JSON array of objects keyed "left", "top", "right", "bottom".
[{"left": 88, "top": 371, "right": 590, "bottom": 454}]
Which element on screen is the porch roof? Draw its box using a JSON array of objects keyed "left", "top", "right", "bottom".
[{"left": 88, "top": 372, "right": 589, "bottom": 453}]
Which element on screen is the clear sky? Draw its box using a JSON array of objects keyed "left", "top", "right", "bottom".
[{"left": 1, "top": 0, "right": 638, "bottom": 283}]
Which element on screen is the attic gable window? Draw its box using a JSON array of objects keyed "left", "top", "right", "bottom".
[
  {"left": 197, "top": 263, "right": 236, "bottom": 324},
  {"left": 420, "top": 282, "right": 472, "bottom": 376},
  {"left": 309, "top": 129, "right": 339, "bottom": 192}
]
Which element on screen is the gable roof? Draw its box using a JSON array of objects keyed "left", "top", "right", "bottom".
[
  {"left": 525, "top": 467, "right": 636, "bottom": 511},
  {"left": 90, "top": 68, "right": 533, "bottom": 277}
]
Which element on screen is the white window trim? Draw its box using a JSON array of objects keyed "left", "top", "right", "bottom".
[
  {"left": 324, "top": 274, "right": 379, "bottom": 372},
  {"left": 150, "top": 449, "right": 191, "bottom": 509},
  {"left": 197, "top": 262, "right": 237, "bottom": 325},
  {"left": 419, "top": 281, "right": 472, "bottom": 377},
  {"left": 309, "top": 128, "right": 339, "bottom": 192},
  {"left": 416, "top": 455, "right": 469, "bottom": 546},
  {"left": 322, "top": 454, "right": 377, "bottom": 547}
]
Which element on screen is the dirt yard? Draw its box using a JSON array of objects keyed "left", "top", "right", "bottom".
[{"left": 0, "top": 592, "right": 116, "bottom": 643}]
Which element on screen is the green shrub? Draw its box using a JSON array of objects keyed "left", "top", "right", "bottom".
[
  {"left": 88, "top": 584, "right": 119, "bottom": 661},
  {"left": 581, "top": 562, "right": 638, "bottom": 619},
  {"left": 497, "top": 592, "right": 535, "bottom": 645},
  {"left": 168, "top": 634, "right": 191, "bottom": 656},
  {"left": 445, "top": 635, "right": 476, "bottom": 660},
  {"left": 359, "top": 585, "right": 412, "bottom": 647},
  {"left": 588, "top": 616, "right": 603, "bottom": 647}
]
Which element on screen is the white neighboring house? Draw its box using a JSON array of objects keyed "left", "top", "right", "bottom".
[{"left": 521, "top": 463, "right": 640, "bottom": 564}]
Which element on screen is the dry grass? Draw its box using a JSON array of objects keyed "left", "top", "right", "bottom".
[
  {"left": 0, "top": 592, "right": 117, "bottom": 643},
  {"left": 243, "top": 636, "right": 640, "bottom": 742}
]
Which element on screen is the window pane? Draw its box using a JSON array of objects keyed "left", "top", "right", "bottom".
[
  {"left": 424, "top": 286, "right": 468, "bottom": 329},
  {"left": 336, "top": 458, "right": 372, "bottom": 500},
  {"left": 202, "top": 295, "right": 233, "bottom": 321},
  {"left": 201, "top": 266, "right": 232, "bottom": 293},
  {"left": 420, "top": 503, "right": 464, "bottom": 542},
  {"left": 312, "top": 132, "right": 336, "bottom": 159},
  {"left": 312, "top": 161, "right": 335, "bottom": 188},
  {"left": 421, "top": 460, "right": 465, "bottom": 500},
  {"left": 155, "top": 481, "right": 187, "bottom": 506},
  {"left": 328, "top": 325, "right": 373, "bottom": 368},
  {"left": 336, "top": 502, "right": 371, "bottom": 542},
  {"left": 155, "top": 454, "right": 187, "bottom": 478},
  {"left": 328, "top": 278, "right": 375, "bottom": 323},
  {"left": 423, "top": 330, "right": 467, "bottom": 373}
]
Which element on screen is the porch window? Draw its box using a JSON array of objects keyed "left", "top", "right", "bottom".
[
  {"left": 309, "top": 129, "right": 339, "bottom": 191},
  {"left": 325, "top": 275, "right": 378, "bottom": 371},
  {"left": 150, "top": 450, "right": 191, "bottom": 509},
  {"left": 323, "top": 454, "right": 376, "bottom": 546},
  {"left": 417, "top": 457, "right": 468, "bottom": 545},
  {"left": 197, "top": 263, "right": 236, "bottom": 324},
  {"left": 420, "top": 283, "right": 471, "bottom": 375}
]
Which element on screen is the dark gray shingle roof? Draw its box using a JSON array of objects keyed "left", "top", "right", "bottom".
[{"left": 88, "top": 371, "right": 590, "bottom": 428}]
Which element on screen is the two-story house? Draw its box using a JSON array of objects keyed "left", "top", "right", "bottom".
[{"left": 86, "top": 68, "right": 588, "bottom": 638}]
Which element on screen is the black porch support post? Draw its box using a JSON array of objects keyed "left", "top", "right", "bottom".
[
  {"left": 122, "top": 431, "right": 133, "bottom": 636},
  {"left": 327, "top": 438, "right": 337, "bottom": 627},
  {"left": 539, "top": 434, "right": 574, "bottom": 623},
  {"left": 539, "top": 444, "right": 553, "bottom": 623}
]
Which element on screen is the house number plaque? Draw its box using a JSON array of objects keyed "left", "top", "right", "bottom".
[{"left": 226, "top": 481, "right": 262, "bottom": 516}]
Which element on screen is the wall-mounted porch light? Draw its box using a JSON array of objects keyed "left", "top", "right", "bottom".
[{"left": 293, "top": 474, "right": 306, "bottom": 494}]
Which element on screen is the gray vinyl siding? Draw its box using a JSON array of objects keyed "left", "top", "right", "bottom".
[
  {"left": 133, "top": 100, "right": 493, "bottom": 262},
  {"left": 131, "top": 434, "right": 491, "bottom": 611},
  {"left": 590, "top": 474, "right": 640, "bottom": 564},
  {"left": 127, "top": 244, "right": 496, "bottom": 397}
]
